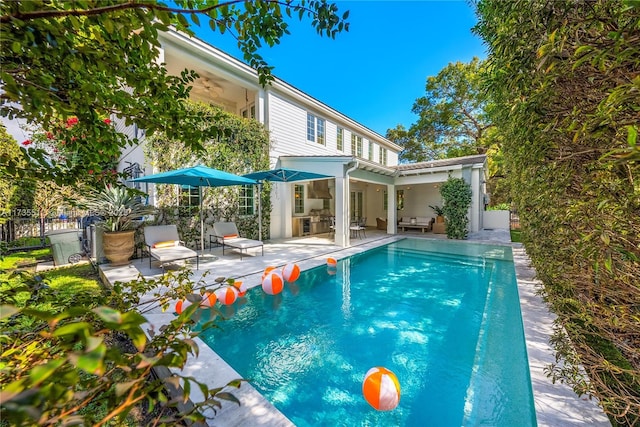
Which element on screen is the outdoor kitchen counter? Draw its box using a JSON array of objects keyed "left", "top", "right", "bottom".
[{"left": 292, "top": 216, "right": 330, "bottom": 237}]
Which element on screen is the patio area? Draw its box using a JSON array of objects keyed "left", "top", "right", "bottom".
[{"left": 99, "top": 229, "right": 610, "bottom": 427}]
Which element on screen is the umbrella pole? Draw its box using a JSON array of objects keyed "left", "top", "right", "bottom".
[
  {"left": 200, "top": 186, "right": 205, "bottom": 253},
  {"left": 258, "top": 182, "right": 262, "bottom": 241}
]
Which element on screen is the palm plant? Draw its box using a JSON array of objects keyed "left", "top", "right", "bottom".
[
  {"left": 84, "top": 185, "right": 155, "bottom": 232},
  {"left": 429, "top": 205, "right": 445, "bottom": 217}
]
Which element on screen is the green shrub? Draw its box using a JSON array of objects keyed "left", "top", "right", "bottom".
[{"left": 440, "top": 177, "right": 473, "bottom": 239}]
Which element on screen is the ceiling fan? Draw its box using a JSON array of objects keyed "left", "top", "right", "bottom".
[{"left": 192, "top": 77, "right": 224, "bottom": 98}]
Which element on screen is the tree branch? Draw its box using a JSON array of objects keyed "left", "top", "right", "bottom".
[{"left": 1, "top": 0, "right": 316, "bottom": 24}]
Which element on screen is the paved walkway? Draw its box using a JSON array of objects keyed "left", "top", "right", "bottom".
[{"left": 100, "top": 229, "right": 610, "bottom": 426}]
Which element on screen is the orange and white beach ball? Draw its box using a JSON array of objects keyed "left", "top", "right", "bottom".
[
  {"left": 281, "top": 263, "right": 301, "bottom": 283},
  {"left": 262, "top": 270, "right": 284, "bottom": 295},
  {"left": 327, "top": 257, "right": 337, "bottom": 267},
  {"left": 215, "top": 286, "right": 238, "bottom": 305},
  {"left": 233, "top": 280, "right": 247, "bottom": 297},
  {"left": 200, "top": 292, "right": 217, "bottom": 308},
  {"left": 262, "top": 266, "right": 276, "bottom": 280},
  {"left": 175, "top": 299, "right": 193, "bottom": 314},
  {"left": 362, "top": 367, "right": 401, "bottom": 411}
]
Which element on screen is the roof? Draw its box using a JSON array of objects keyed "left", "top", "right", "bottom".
[{"left": 396, "top": 154, "right": 487, "bottom": 172}]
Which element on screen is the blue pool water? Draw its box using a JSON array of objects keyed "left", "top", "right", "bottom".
[{"left": 197, "top": 239, "right": 537, "bottom": 426}]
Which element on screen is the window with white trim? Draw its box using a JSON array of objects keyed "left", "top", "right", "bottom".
[
  {"left": 294, "top": 184, "right": 305, "bottom": 214},
  {"left": 306, "top": 113, "right": 315, "bottom": 142},
  {"left": 351, "top": 134, "right": 363, "bottom": 157},
  {"left": 337, "top": 127, "right": 344, "bottom": 151},
  {"left": 239, "top": 185, "right": 254, "bottom": 215},
  {"left": 179, "top": 186, "right": 199, "bottom": 216},
  {"left": 306, "top": 113, "right": 325, "bottom": 145},
  {"left": 379, "top": 146, "right": 388, "bottom": 165},
  {"left": 368, "top": 141, "right": 374, "bottom": 160},
  {"left": 241, "top": 104, "right": 256, "bottom": 119}
]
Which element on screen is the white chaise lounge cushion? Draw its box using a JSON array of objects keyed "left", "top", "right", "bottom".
[
  {"left": 212, "top": 221, "right": 263, "bottom": 259},
  {"left": 144, "top": 225, "right": 198, "bottom": 269}
]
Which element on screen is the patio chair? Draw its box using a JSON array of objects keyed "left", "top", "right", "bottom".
[
  {"left": 349, "top": 217, "right": 367, "bottom": 239},
  {"left": 144, "top": 224, "right": 199, "bottom": 270},
  {"left": 212, "top": 221, "right": 264, "bottom": 260}
]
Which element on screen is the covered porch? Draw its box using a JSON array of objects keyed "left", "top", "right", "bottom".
[{"left": 267, "top": 154, "right": 487, "bottom": 247}]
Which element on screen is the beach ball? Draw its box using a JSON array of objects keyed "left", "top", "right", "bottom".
[
  {"left": 215, "top": 286, "right": 238, "bottom": 305},
  {"left": 362, "top": 367, "right": 401, "bottom": 411},
  {"left": 262, "top": 266, "right": 276, "bottom": 280},
  {"left": 175, "top": 299, "right": 193, "bottom": 314},
  {"left": 233, "top": 280, "right": 247, "bottom": 297},
  {"left": 200, "top": 292, "right": 217, "bottom": 308},
  {"left": 327, "top": 257, "right": 337, "bottom": 267},
  {"left": 262, "top": 270, "right": 284, "bottom": 295},
  {"left": 282, "top": 263, "right": 301, "bottom": 283}
]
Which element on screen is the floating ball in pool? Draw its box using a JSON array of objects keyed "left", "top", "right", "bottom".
[
  {"left": 215, "top": 286, "right": 238, "bottom": 305},
  {"left": 327, "top": 257, "right": 337, "bottom": 267},
  {"left": 262, "top": 266, "right": 276, "bottom": 280},
  {"left": 233, "top": 280, "right": 247, "bottom": 297},
  {"left": 262, "top": 271, "right": 284, "bottom": 295},
  {"left": 362, "top": 367, "right": 401, "bottom": 411},
  {"left": 282, "top": 263, "right": 301, "bottom": 283},
  {"left": 175, "top": 299, "right": 192, "bottom": 314},
  {"left": 327, "top": 266, "right": 337, "bottom": 276},
  {"left": 200, "top": 292, "right": 217, "bottom": 307}
]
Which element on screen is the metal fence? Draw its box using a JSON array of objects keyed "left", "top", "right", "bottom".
[
  {"left": 510, "top": 210, "right": 521, "bottom": 230},
  {"left": 1, "top": 215, "right": 86, "bottom": 249}
]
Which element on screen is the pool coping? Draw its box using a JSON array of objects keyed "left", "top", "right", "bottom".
[{"left": 100, "top": 232, "right": 611, "bottom": 426}]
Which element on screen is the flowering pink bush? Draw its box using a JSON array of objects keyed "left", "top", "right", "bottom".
[{"left": 23, "top": 116, "right": 121, "bottom": 186}]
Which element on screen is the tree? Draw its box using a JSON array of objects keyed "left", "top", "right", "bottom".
[
  {"left": 388, "top": 57, "right": 493, "bottom": 162},
  {"left": 0, "top": 124, "right": 22, "bottom": 221},
  {"left": 1, "top": 0, "right": 349, "bottom": 184}
]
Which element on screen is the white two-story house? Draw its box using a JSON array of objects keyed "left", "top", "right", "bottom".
[{"left": 120, "top": 29, "right": 487, "bottom": 247}]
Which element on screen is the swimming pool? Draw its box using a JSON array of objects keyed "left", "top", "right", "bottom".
[{"left": 198, "top": 238, "right": 537, "bottom": 426}]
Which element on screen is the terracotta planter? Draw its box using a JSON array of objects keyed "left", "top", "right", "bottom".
[
  {"left": 436, "top": 215, "right": 445, "bottom": 223},
  {"left": 103, "top": 230, "right": 135, "bottom": 266}
]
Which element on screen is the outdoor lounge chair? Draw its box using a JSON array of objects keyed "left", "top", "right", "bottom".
[
  {"left": 212, "top": 222, "right": 264, "bottom": 260},
  {"left": 144, "top": 225, "right": 199, "bottom": 270}
]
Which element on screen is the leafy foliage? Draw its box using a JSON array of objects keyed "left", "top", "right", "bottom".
[
  {"left": 440, "top": 177, "right": 472, "bottom": 239},
  {"left": 474, "top": 0, "right": 640, "bottom": 423},
  {"left": 145, "top": 102, "right": 271, "bottom": 242},
  {"left": 1, "top": 252, "right": 241, "bottom": 425},
  {"left": 0, "top": 0, "right": 349, "bottom": 185}
]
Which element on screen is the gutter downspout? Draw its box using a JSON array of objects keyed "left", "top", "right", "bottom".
[{"left": 342, "top": 160, "right": 359, "bottom": 247}]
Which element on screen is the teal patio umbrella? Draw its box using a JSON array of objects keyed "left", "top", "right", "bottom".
[
  {"left": 243, "top": 168, "right": 331, "bottom": 240},
  {"left": 131, "top": 165, "right": 256, "bottom": 252}
]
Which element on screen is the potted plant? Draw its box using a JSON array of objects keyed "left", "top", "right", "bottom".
[
  {"left": 429, "top": 205, "right": 445, "bottom": 223},
  {"left": 84, "top": 185, "right": 155, "bottom": 265}
]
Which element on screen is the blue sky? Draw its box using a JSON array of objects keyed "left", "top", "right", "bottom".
[{"left": 195, "top": 1, "right": 486, "bottom": 136}]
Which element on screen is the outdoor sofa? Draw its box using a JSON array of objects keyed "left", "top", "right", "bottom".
[
  {"left": 143, "top": 224, "right": 199, "bottom": 270},
  {"left": 398, "top": 216, "right": 434, "bottom": 233},
  {"left": 211, "top": 222, "right": 263, "bottom": 260}
]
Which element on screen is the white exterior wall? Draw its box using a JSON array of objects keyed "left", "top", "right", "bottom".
[
  {"left": 267, "top": 92, "right": 398, "bottom": 166},
  {"left": 483, "top": 210, "right": 510, "bottom": 229}
]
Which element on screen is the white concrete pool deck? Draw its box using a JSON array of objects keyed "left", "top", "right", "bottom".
[{"left": 100, "top": 229, "right": 611, "bottom": 427}]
